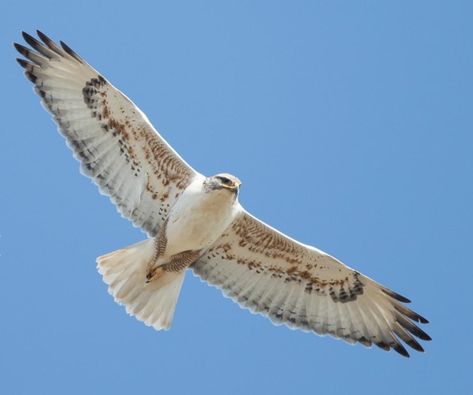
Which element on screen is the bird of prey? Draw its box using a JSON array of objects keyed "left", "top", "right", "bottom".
[{"left": 15, "top": 31, "right": 430, "bottom": 357}]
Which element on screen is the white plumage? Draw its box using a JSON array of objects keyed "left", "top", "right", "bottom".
[
  {"left": 15, "top": 31, "right": 430, "bottom": 357},
  {"left": 98, "top": 239, "right": 186, "bottom": 330}
]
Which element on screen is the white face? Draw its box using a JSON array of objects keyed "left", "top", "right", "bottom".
[{"left": 207, "top": 173, "right": 241, "bottom": 193}]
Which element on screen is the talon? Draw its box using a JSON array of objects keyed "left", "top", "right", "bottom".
[
  {"left": 145, "top": 267, "right": 163, "bottom": 283},
  {"left": 145, "top": 270, "right": 154, "bottom": 283}
]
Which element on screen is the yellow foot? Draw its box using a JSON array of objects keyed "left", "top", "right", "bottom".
[{"left": 145, "top": 266, "right": 164, "bottom": 283}]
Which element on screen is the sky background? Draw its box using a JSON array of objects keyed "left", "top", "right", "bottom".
[{"left": 1, "top": 1, "right": 472, "bottom": 394}]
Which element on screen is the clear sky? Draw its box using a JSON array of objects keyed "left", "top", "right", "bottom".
[{"left": 1, "top": 1, "right": 472, "bottom": 394}]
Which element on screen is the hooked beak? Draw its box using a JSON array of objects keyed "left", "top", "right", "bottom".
[
  {"left": 207, "top": 174, "right": 242, "bottom": 192},
  {"left": 220, "top": 179, "right": 241, "bottom": 191},
  {"left": 226, "top": 178, "right": 241, "bottom": 190}
]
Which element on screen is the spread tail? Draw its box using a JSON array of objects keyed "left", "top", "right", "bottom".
[{"left": 97, "top": 239, "right": 185, "bottom": 330}]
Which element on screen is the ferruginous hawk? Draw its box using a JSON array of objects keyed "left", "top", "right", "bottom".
[{"left": 15, "top": 31, "right": 431, "bottom": 357}]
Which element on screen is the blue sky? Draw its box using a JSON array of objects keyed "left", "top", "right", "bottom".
[{"left": 1, "top": 1, "right": 472, "bottom": 394}]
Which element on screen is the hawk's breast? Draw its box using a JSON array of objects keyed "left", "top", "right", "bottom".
[{"left": 164, "top": 178, "right": 239, "bottom": 255}]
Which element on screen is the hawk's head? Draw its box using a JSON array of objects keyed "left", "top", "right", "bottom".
[{"left": 206, "top": 173, "right": 241, "bottom": 193}]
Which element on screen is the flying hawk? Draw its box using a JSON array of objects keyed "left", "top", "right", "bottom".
[{"left": 15, "top": 31, "right": 430, "bottom": 357}]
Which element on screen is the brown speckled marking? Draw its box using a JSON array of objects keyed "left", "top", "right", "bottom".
[
  {"left": 232, "top": 215, "right": 304, "bottom": 265},
  {"left": 146, "top": 218, "right": 201, "bottom": 281},
  {"left": 83, "top": 77, "right": 140, "bottom": 171},
  {"left": 211, "top": 213, "right": 365, "bottom": 302},
  {"left": 162, "top": 250, "right": 201, "bottom": 272},
  {"left": 81, "top": 75, "right": 195, "bottom": 228}
]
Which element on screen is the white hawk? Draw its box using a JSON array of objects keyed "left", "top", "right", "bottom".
[{"left": 15, "top": 31, "right": 430, "bottom": 357}]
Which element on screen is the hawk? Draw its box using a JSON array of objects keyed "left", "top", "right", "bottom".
[{"left": 15, "top": 31, "right": 430, "bottom": 357}]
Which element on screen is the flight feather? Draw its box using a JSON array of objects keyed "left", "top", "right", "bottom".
[
  {"left": 193, "top": 209, "right": 430, "bottom": 357},
  {"left": 15, "top": 31, "right": 199, "bottom": 237}
]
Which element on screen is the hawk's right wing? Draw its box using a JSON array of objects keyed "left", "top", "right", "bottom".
[{"left": 15, "top": 31, "right": 201, "bottom": 237}]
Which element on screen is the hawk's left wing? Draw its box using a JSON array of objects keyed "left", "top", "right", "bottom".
[{"left": 192, "top": 208, "right": 431, "bottom": 357}]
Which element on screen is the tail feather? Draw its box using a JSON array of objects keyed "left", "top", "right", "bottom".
[{"left": 97, "top": 239, "right": 185, "bottom": 330}]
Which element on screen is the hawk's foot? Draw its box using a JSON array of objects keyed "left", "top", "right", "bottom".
[{"left": 145, "top": 266, "right": 164, "bottom": 283}]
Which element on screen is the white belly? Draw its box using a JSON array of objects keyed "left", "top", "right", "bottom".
[{"left": 163, "top": 177, "right": 238, "bottom": 256}]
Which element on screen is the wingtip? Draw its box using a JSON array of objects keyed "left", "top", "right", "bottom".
[
  {"left": 36, "top": 30, "right": 49, "bottom": 43},
  {"left": 16, "top": 58, "right": 29, "bottom": 68},
  {"left": 394, "top": 344, "right": 410, "bottom": 358},
  {"left": 25, "top": 70, "right": 37, "bottom": 83},
  {"left": 418, "top": 316, "right": 429, "bottom": 324},
  {"left": 397, "top": 314, "right": 431, "bottom": 341},
  {"left": 411, "top": 312, "right": 429, "bottom": 324},
  {"left": 377, "top": 340, "right": 410, "bottom": 358},
  {"left": 406, "top": 339, "right": 425, "bottom": 353},
  {"left": 21, "top": 30, "right": 35, "bottom": 42},
  {"left": 60, "top": 40, "right": 83, "bottom": 63},
  {"left": 14, "top": 42, "right": 28, "bottom": 57},
  {"left": 382, "top": 288, "right": 411, "bottom": 303}
]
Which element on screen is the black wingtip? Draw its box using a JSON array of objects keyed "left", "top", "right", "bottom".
[
  {"left": 36, "top": 30, "right": 51, "bottom": 44},
  {"left": 16, "top": 58, "right": 31, "bottom": 69},
  {"left": 25, "top": 70, "right": 37, "bottom": 83},
  {"left": 382, "top": 288, "right": 411, "bottom": 303},
  {"left": 14, "top": 42, "right": 29, "bottom": 57},
  {"left": 405, "top": 338, "right": 425, "bottom": 353},
  {"left": 376, "top": 340, "right": 410, "bottom": 357},
  {"left": 411, "top": 312, "right": 429, "bottom": 324},
  {"left": 22, "top": 31, "right": 37, "bottom": 46},
  {"left": 375, "top": 341, "right": 390, "bottom": 351},
  {"left": 397, "top": 315, "right": 432, "bottom": 341},
  {"left": 60, "top": 40, "right": 83, "bottom": 63},
  {"left": 36, "top": 30, "right": 67, "bottom": 56},
  {"left": 394, "top": 304, "right": 429, "bottom": 325},
  {"left": 393, "top": 343, "right": 410, "bottom": 358},
  {"left": 418, "top": 315, "right": 429, "bottom": 324}
]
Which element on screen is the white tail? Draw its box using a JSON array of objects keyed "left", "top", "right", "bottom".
[{"left": 97, "top": 239, "right": 185, "bottom": 330}]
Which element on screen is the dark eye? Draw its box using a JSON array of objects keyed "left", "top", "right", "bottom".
[{"left": 219, "top": 177, "right": 232, "bottom": 185}]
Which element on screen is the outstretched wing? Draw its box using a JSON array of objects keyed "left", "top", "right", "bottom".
[
  {"left": 15, "top": 31, "right": 200, "bottom": 237},
  {"left": 193, "top": 208, "right": 431, "bottom": 357}
]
